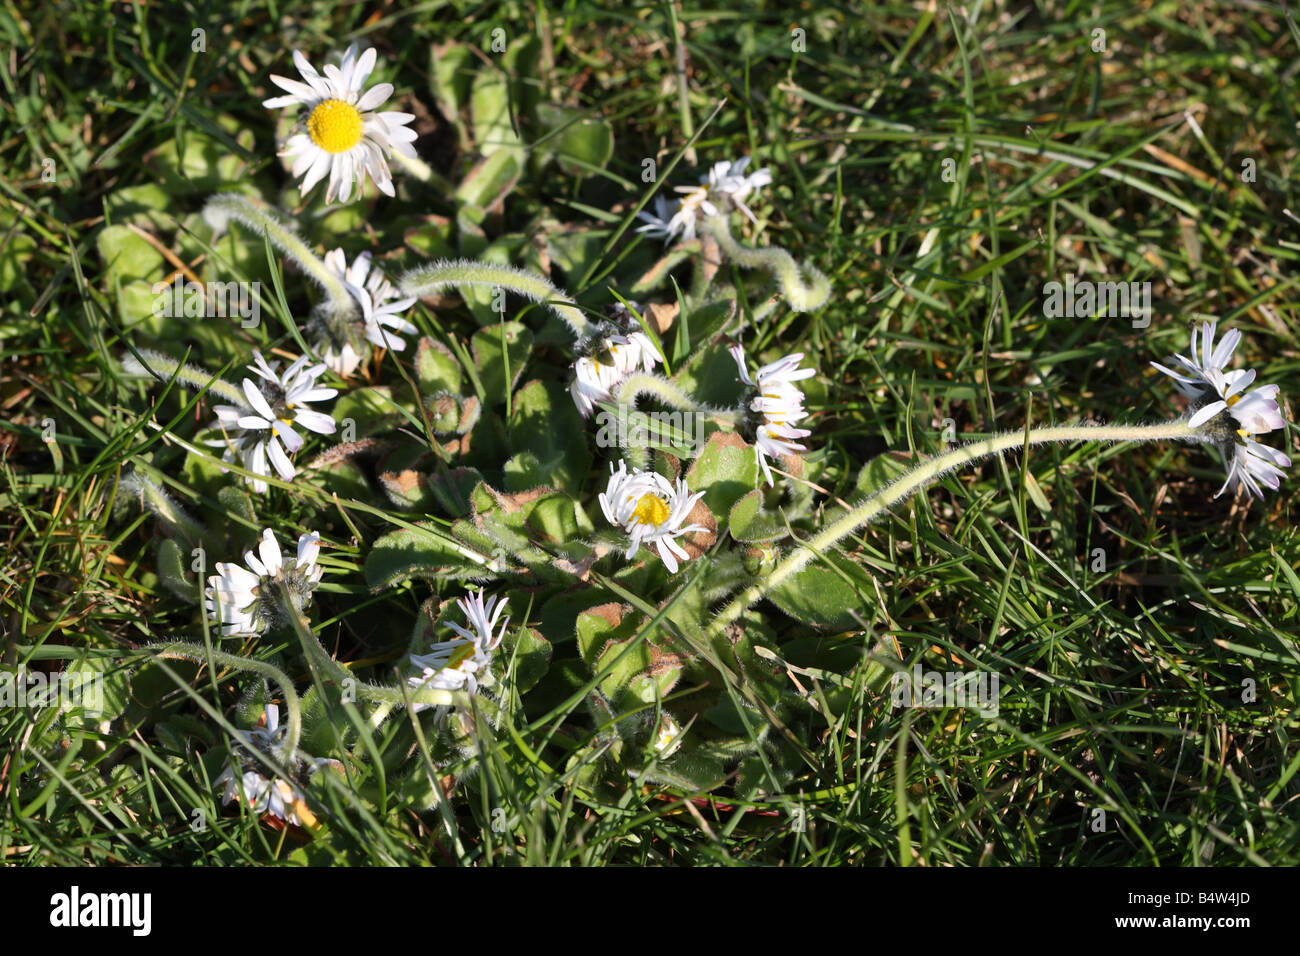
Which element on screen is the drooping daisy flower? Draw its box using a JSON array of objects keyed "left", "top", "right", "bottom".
[
  {"left": 635, "top": 156, "right": 770, "bottom": 244},
  {"left": 569, "top": 305, "right": 662, "bottom": 418},
  {"left": 206, "top": 351, "right": 337, "bottom": 493},
  {"left": 598, "top": 461, "right": 707, "bottom": 573},
  {"left": 215, "top": 704, "right": 339, "bottom": 828},
  {"left": 1220, "top": 438, "right": 1292, "bottom": 500},
  {"left": 262, "top": 44, "right": 419, "bottom": 204},
  {"left": 1152, "top": 321, "right": 1291, "bottom": 500},
  {"left": 205, "top": 529, "right": 324, "bottom": 637},
  {"left": 730, "top": 344, "right": 816, "bottom": 486},
  {"left": 408, "top": 589, "right": 510, "bottom": 711},
  {"left": 704, "top": 156, "right": 772, "bottom": 224},
  {"left": 318, "top": 248, "right": 419, "bottom": 373}
]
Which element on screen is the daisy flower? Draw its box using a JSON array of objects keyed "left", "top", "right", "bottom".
[
  {"left": 569, "top": 306, "right": 662, "bottom": 418},
  {"left": 205, "top": 529, "right": 324, "bottom": 637},
  {"left": 319, "top": 248, "right": 419, "bottom": 373},
  {"left": 634, "top": 195, "right": 684, "bottom": 243},
  {"left": 1152, "top": 321, "right": 1291, "bottom": 500},
  {"left": 730, "top": 344, "right": 816, "bottom": 486},
  {"left": 705, "top": 156, "right": 772, "bottom": 224},
  {"left": 652, "top": 713, "right": 684, "bottom": 757},
  {"left": 408, "top": 588, "right": 510, "bottom": 708},
  {"left": 598, "top": 461, "right": 707, "bottom": 573},
  {"left": 262, "top": 44, "right": 418, "bottom": 203},
  {"left": 1150, "top": 320, "right": 1246, "bottom": 399},
  {"left": 215, "top": 704, "right": 339, "bottom": 828},
  {"left": 1219, "top": 438, "right": 1292, "bottom": 500},
  {"left": 206, "top": 351, "right": 337, "bottom": 494}
]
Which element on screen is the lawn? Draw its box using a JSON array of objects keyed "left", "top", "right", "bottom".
[{"left": 2, "top": 0, "right": 1298, "bottom": 866}]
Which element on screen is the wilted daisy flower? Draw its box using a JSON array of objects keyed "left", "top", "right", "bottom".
[
  {"left": 408, "top": 588, "right": 510, "bottom": 712},
  {"left": 262, "top": 44, "right": 418, "bottom": 203},
  {"left": 599, "top": 461, "right": 707, "bottom": 573},
  {"left": 569, "top": 305, "right": 662, "bottom": 418},
  {"left": 205, "top": 529, "right": 324, "bottom": 637},
  {"left": 215, "top": 704, "right": 339, "bottom": 828},
  {"left": 206, "top": 351, "right": 337, "bottom": 493},
  {"left": 731, "top": 344, "right": 815, "bottom": 487},
  {"left": 1151, "top": 321, "right": 1291, "bottom": 500},
  {"left": 318, "top": 248, "right": 419, "bottom": 373}
]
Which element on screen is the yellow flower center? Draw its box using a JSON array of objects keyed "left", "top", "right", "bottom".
[
  {"left": 632, "top": 493, "right": 670, "bottom": 527},
  {"left": 1226, "top": 394, "right": 1242, "bottom": 408},
  {"left": 449, "top": 642, "right": 476, "bottom": 669},
  {"left": 307, "top": 99, "right": 363, "bottom": 154}
]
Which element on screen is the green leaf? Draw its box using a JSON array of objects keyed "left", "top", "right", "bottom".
[
  {"left": 685, "top": 432, "right": 759, "bottom": 525},
  {"left": 728, "top": 489, "right": 789, "bottom": 543},
  {"left": 768, "top": 553, "right": 875, "bottom": 630},
  {"left": 97, "top": 224, "right": 165, "bottom": 285},
  {"left": 536, "top": 103, "right": 614, "bottom": 177},
  {"left": 470, "top": 63, "right": 523, "bottom": 156},
  {"left": 415, "top": 336, "right": 464, "bottom": 394},
  {"left": 506, "top": 379, "right": 591, "bottom": 493},
  {"left": 471, "top": 321, "right": 532, "bottom": 401},
  {"left": 456, "top": 150, "right": 522, "bottom": 211},
  {"left": 503, "top": 626, "right": 551, "bottom": 694},
  {"left": 364, "top": 522, "right": 493, "bottom": 590}
]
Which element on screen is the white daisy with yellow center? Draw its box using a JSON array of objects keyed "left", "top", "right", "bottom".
[
  {"left": 262, "top": 44, "right": 418, "bottom": 204},
  {"left": 598, "top": 461, "right": 707, "bottom": 573},
  {"left": 570, "top": 329, "right": 661, "bottom": 418},
  {"left": 214, "top": 704, "right": 339, "bottom": 829},
  {"left": 205, "top": 529, "right": 325, "bottom": 637},
  {"left": 206, "top": 351, "right": 338, "bottom": 494},
  {"left": 408, "top": 588, "right": 510, "bottom": 711},
  {"left": 319, "top": 248, "right": 419, "bottom": 374},
  {"left": 731, "top": 344, "right": 815, "bottom": 487}
]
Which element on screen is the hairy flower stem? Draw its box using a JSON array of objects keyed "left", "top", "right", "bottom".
[
  {"left": 152, "top": 641, "right": 302, "bottom": 759},
  {"left": 203, "top": 193, "right": 357, "bottom": 325},
  {"left": 702, "top": 214, "right": 830, "bottom": 312},
  {"left": 705, "top": 419, "right": 1203, "bottom": 640},
  {"left": 611, "top": 373, "right": 739, "bottom": 469},
  {"left": 400, "top": 260, "right": 593, "bottom": 339},
  {"left": 120, "top": 349, "right": 249, "bottom": 407}
]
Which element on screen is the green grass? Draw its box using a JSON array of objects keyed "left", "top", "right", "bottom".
[{"left": 2, "top": 0, "right": 1298, "bottom": 866}]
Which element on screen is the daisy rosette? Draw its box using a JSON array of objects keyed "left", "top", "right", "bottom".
[
  {"left": 1151, "top": 320, "right": 1291, "bottom": 500},
  {"left": 262, "top": 44, "right": 418, "bottom": 203},
  {"left": 206, "top": 351, "right": 337, "bottom": 494},
  {"left": 598, "top": 460, "right": 708, "bottom": 574},
  {"left": 317, "top": 248, "right": 419, "bottom": 375},
  {"left": 205, "top": 529, "right": 324, "bottom": 637},
  {"left": 730, "top": 344, "right": 816, "bottom": 487},
  {"left": 407, "top": 588, "right": 510, "bottom": 713},
  {"left": 569, "top": 303, "right": 663, "bottom": 418},
  {"left": 215, "top": 704, "right": 340, "bottom": 829}
]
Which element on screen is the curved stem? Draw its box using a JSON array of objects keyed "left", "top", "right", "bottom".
[
  {"left": 702, "top": 215, "right": 830, "bottom": 313},
  {"left": 203, "top": 193, "right": 357, "bottom": 322},
  {"left": 120, "top": 349, "right": 249, "bottom": 407},
  {"left": 706, "top": 419, "right": 1203, "bottom": 639},
  {"left": 400, "top": 260, "right": 593, "bottom": 338},
  {"left": 612, "top": 373, "right": 739, "bottom": 422},
  {"left": 152, "top": 641, "right": 302, "bottom": 759}
]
